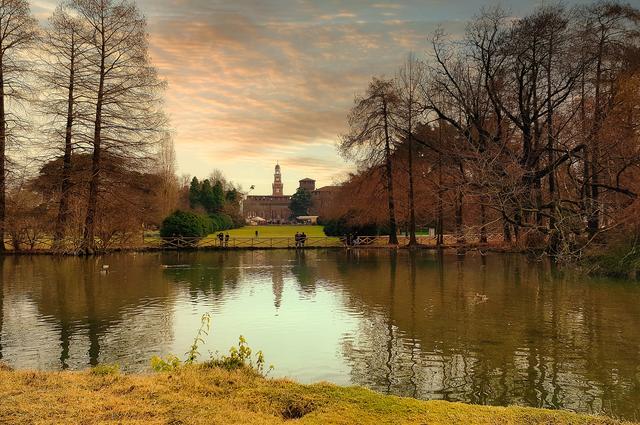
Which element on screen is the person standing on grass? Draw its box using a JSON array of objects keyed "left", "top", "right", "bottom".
[
  {"left": 295, "top": 232, "right": 300, "bottom": 248},
  {"left": 225, "top": 233, "right": 230, "bottom": 247},
  {"left": 255, "top": 230, "right": 259, "bottom": 238},
  {"left": 217, "top": 232, "right": 224, "bottom": 247},
  {"left": 301, "top": 232, "right": 307, "bottom": 247}
]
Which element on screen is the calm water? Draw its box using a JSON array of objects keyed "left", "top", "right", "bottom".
[{"left": 0, "top": 250, "right": 639, "bottom": 420}]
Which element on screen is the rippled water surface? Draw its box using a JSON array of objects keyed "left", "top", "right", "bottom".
[{"left": 0, "top": 250, "right": 639, "bottom": 420}]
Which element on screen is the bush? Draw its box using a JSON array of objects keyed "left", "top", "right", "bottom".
[
  {"left": 209, "top": 213, "right": 234, "bottom": 231},
  {"left": 160, "top": 210, "right": 210, "bottom": 238},
  {"left": 322, "top": 214, "right": 388, "bottom": 237}
]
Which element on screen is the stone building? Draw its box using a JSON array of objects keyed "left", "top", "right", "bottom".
[{"left": 243, "top": 164, "right": 337, "bottom": 223}]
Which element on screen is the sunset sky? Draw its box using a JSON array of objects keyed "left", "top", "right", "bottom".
[{"left": 32, "top": 0, "right": 594, "bottom": 194}]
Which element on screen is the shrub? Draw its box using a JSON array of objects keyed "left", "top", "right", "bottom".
[
  {"left": 322, "top": 214, "right": 388, "bottom": 237},
  {"left": 151, "top": 354, "right": 182, "bottom": 372},
  {"left": 160, "top": 210, "right": 210, "bottom": 240},
  {"left": 209, "top": 213, "right": 234, "bottom": 232}
]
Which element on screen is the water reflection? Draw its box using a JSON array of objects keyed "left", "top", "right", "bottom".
[
  {"left": 336, "top": 251, "right": 640, "bottom": 419},
  {"left": 0, "top": 250, "right": 638, "bottom": 420}
]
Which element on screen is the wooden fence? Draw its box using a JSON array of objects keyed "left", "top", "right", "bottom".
[
  {"left": 147, "top": 233, "right": 505, "bottom": 250},
  {"left": 3, "top": 232, "right": 506, "bottom": 253}
]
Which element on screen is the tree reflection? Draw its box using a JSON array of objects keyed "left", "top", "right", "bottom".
[
  {"left": 0, "top": 250, "right": 639, "bottom": 419},
  {"left": 337, "top": 252, "right": 640, "bottom": 419},
  {"left": 161, "top": 251, "right": 241, "bottom": 299},
  {"left": 2, "top": 254, "right": 176, "bottom": 369}
]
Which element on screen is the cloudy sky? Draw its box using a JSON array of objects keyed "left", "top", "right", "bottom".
[{"left": 32, "top": 0, "right": 595, "bottom": 194}]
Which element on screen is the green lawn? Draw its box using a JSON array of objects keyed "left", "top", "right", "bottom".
[{"left": 218, "top": 225, "right": 326, "bottom": 238}]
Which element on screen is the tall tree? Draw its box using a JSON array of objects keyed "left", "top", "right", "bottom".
[
  {"left": 70, "top": 0, "right": 166, "bottom": 253},
  {"left": 0, "top": 0, "right": 36, "bottom": 252},
  {"left": 341, "top": 78, "right": 400, "bottom": 244},
  {"left": 199, "top": 179, "right": 214, "bottom": 212},
  {"left": 155, "top": 133, "right": 178, "bottom": 218},
  {"left": 211, "top": 180, "right": 224, "bottom": 212},
  {"left": 396, "top": 55, "right": 426, "bottom": 246},
  {"left": 189, "top": 176, "right": 200, "bottom": 209},
  {"left": 576, "top": 2, "right": 640, "bottom": 237},
  {"left": 40, "top": 6, "right": 88, "bottom": 244}
]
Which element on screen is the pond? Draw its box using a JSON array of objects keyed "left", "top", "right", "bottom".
[{"left": 0, "top": 250, "right": 638, "bottom": 420}]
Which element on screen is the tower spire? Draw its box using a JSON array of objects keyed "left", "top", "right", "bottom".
[{"left": 272, "top": 162, "right": 283, "bottom": 196}]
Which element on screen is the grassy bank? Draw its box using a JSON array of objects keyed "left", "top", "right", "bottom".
[
  {"left": 0, "top": 366, "right": 628, "bottom": 425},
  {"left": 583, "top": 238, "right": 640, "bottom": 279}
]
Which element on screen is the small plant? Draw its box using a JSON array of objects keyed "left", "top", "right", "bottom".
[
  {"left": 150, "top": 313, "right": 272, "bottom": 376},
  {"left": 185, "top": 313, "right": 211, "bottom": 364},
  {"left": 206, "top": 335, "right": 273, "bottom": 375},
  {"left": 151, "top": 354, "right": 182, "bottom": 372},
  {"left": 90, "top": 363, "right": 120, "bottom": 376}
]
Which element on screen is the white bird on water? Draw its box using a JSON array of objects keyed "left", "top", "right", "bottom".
[{"left": 100, "top": 264, "right": 110, "bottom": 274}]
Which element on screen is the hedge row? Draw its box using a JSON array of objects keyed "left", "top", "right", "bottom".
[{"left": 160, "top": 210, "right": 236, "bottom": 239}]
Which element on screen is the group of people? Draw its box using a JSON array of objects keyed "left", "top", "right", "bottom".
[
  {"left": 294, "top": 232, "right": 308, "bottom": 248},
  {"left": 216, "top": 232, "right": 230, "bottom": 247}
]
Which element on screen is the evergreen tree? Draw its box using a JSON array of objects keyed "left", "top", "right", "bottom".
[
  {"left": 289, "top": 188, "right": 312, "bottom": 219},
  {"left": 189, "top": 177, "right": 200, "bottom": 209},
  {"left": 225, "top": 188, "right": 239, "bottom": 203},
  {"left": 199, "top": 179, "right": 215, "bottom": 212},
  {"left": 212, "top": 181, "right": 225, "bottom": 212}
]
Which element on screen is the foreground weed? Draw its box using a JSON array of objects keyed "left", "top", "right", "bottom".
[
  {"left": 186, "top": 312, "right": 211, "bottom": 364},
  {"left": 90, "top": 363, "right": 120, "bottom": 376},
  {"left": 205, "top": 335, "right": 273, "bottom": 374},
  {"left": 151, "top": 313, "right": 271, "bottom": 375}
]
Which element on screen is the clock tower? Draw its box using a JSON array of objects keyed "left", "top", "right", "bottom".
[{"left": 272, "top": 163, "right": 283, "bottom": 196}]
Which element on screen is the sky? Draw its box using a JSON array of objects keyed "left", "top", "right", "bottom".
[{"left": 31, "top": 0, "right": 600, "bottom": 195}]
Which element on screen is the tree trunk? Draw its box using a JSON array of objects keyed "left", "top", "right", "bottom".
[
  {"left": 503, "top": 218, "right": 512, "bottom": 243},
  {"left": 54, "top": 41, "right": 76, "bottom": 246},
  {"left": 455, "top": 163, "right": 465, "bottom": 244},
  {"left": 83, "top": 43, "right": 106, "bottom": 254},
  {"left": 455, "top": 189, "right": 464, "bottom": 244},
  {"left": 382, "top": 100, "right": 398, "bottom": 245},
  {"left": 0, "top": 58, "right": 5, "bottom": 254},
  {"left": 436, "top": 133, "right": 444, "bottom": 247},
  {"left": 480, "top": 200, "right": 487, "bottom": 244},
  {"left": 588, "top": 40, "right": 605, "bottom": 238},
  {"left": 407, "top": 135, "right": 417, "bottom": 246},
  {"left": 547, "top": 37, "right": 560, "bottom": 254}
]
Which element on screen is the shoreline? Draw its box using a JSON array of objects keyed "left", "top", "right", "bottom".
[
  {"left": 0, "top": 366, "right": 629, "bottom": 424},
  {"left": 0, "top": 243, "right": 522, "bottom": 256}
]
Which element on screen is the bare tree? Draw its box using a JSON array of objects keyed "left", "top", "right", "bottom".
[
  {"left": 340, "top": 78, "right": 400, "bottom": 244},
  {"left": 156, "top": 133, "right": 179, "bottom": 219},
  {"left": 39, "top": 6, "right": 90, "bottom": 245},
  {"left": 0, "top": 0, "right": 37, "bottom": 252},
  {"left": 395, "top": 54, "right": 427, "bottom": 246},
  {"left": 575, "top": 2, "right": 640, "bottom": 237},
  {"left": 69, "top": 0, "right": 167, "bottom": 253}
]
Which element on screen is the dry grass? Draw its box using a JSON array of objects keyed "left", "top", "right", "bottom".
[{"left": 0, "top": 366, "right": 631, "bottom": 425}]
